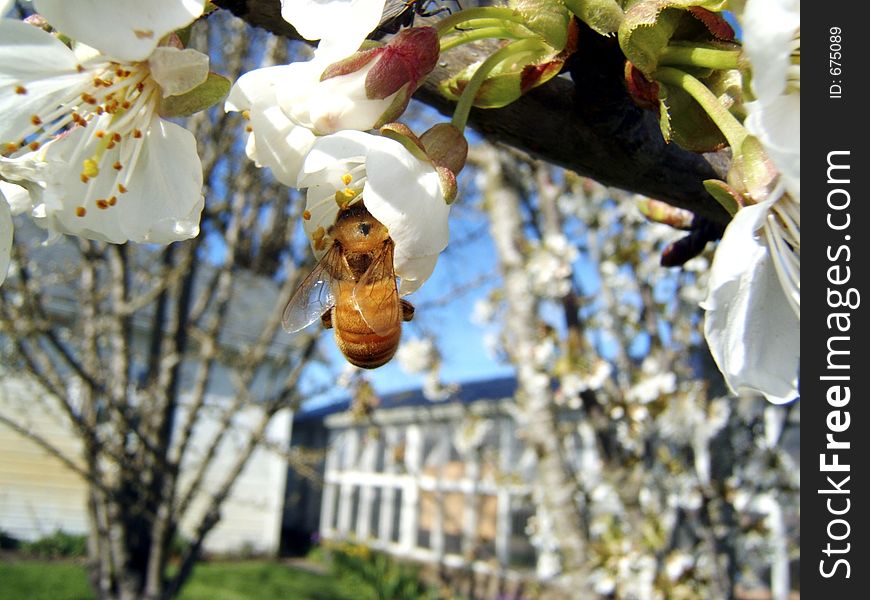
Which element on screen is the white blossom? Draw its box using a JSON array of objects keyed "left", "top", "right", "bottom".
[
  {"left": 396, "top": 337, "right": 438, "bottom": 374},
  {"left": 297, "top": 130, "right": 450, "bottom": 294},
  {"left": 702, "top": 190, "right": 799, "bottom": 404},
  {"left": 0, "top": 9, "right": 206, "bottom": 244}
]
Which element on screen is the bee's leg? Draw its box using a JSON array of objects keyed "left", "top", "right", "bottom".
[
  {"left": 320, "top": 311, "right": 334, "bottom": 329},
  {"left": 400, "top": 299, "right": 415, "bottom": 322}
]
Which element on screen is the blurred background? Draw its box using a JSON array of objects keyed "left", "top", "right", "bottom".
[{"left": 0, "top": 6, "right": 799, "bottom": 600}]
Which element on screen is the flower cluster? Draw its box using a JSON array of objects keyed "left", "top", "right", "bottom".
[
  {"left": 225, "top": 1, "right": 462, "bottom": 295},
  {"left": 1, "top": 0, "right": 227, "bottom": 279}
]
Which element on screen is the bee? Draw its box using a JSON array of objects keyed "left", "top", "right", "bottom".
[
  {"left": 283, "top": 202, "right": 415, "bottom": 369},
  {"left": 375, "top": 0, "right": 456, "bottom": 36}
]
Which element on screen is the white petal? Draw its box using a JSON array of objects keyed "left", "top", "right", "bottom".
[
  {"left": 702, "top": 201, "right": 800, "bottom": 404},
  {"left": 1, "top": 0, "right": 14, "bottom": 17},
  {"left": 0, "top": 180, "right": 33, "bottom": 215},
  {"left": 396, "top": 253, "right": 438, "bottom": 295},
  {"left": 226, "top": 65, "right": 317, "bottom": 186},
  {"left": 742, "top": 0, "right": 800, "bottom": 101},
  {"left": 364, "top": 136, "right": 449, "bottom": 258},
  {"left": 0, "top": 190, "right": 12, "bottom": 286},
  {"left": 36, "top": 115, "right": 203, "bottom": 243},
  {"left": 225, "top": 64, "right": 296, "bottom": 111},
  {"left": 307, "top": 63, "right": 398, "bottom": 134},
  {"left": 280, "top": 0, "right": 386, "bottom": 59},
  {"left": 275, "top": 57, "right": 333, "bottom": 129},
  {"left": 298, "top": 129, "right": 370, "bottom": 179},
  {"left": 33, "top": 0, "right": 205, "bottom": 62},
  {"left": 148, "top": 47, "right": 209, "bottom": 97},
  {"left": 0, "top": 20, "right": 88, "bottom": 143},
  {"left": 249, "top": 103, "right": 316, "bottom": 187},
  {"left": 745, "top": 94, "right": 800, "bottom": 200}
]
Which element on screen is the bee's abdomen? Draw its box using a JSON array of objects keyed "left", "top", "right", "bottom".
[{"left": 334, "top": 305, "right": 401, "bottom": 369}]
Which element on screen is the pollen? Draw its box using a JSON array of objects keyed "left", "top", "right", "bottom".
[
  {"left": 132, "top": 129, "right": 142, "bottom": 139},
  {"left": 118, "top": 183, "right": 128, "bottom": 194},
  {"left": 28, "top": 141, "right": 40, "bottom": 151},
  {"left": 108, "top": 196, "right": 117, "bottom": 206},
  {"left": 302, "top": 210, "right": 312, "bottom": 221},
  {"left": 312, "top": 226, "right": 327, "bottom": 251},
  {"left": 113, "top": 161, "right": 123, "bottom": 171},
  {"left": 96, "top": 199, "right": 109, "bottom": 209},
  {"left": 341, "top": 173, "right": 353, "bottom": 185},
  {"left": 30, "top": 115, "right": 42, "bottom": 126},
  {"left": 5, "top": 142, "right": 19, "bottom": 153},
  {"left": 15, "top": 85, "right": 27, "bottom": 94},
  {"left": 82, "top": 159, "right": 100, "bottom": 178},
  {"left": 81, "top": 93, "right": 98, "bottom": 105},
  {"left": 95, "top": 130, "right": 106, "bottom": 139},
  {"left": 75, "top": 206, "right": 87, "bottom": 217}
]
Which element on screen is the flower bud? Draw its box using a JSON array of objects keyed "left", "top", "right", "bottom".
[{"left": 304, "top": 26, "right": 440, "bottom": 133}]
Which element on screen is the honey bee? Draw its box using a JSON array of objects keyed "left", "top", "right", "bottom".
[{"left": 283, "top": 202, "right": 415, "bottom": 369}]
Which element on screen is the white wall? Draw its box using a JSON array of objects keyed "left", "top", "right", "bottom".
[{"left": 0, "top": 377, "right": 291, "bottom": 556}]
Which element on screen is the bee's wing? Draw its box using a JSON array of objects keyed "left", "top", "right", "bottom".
[
  {"left": 282, "top": 245, "right": 341, "bottom": 333},
  {"left": 352, "top": 240, "right": 401, "bottom": 336}
]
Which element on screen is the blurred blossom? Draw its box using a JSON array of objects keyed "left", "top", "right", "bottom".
[
  {"left": 470, "top": 296, "right": 497, "bottom": 325},
  {"left": 627, "top": 372, "right": 677, "bottom": 404},
  {"left": 421, "top": 370, "right": 457, "bottom": 402},
  {"left": 665, "top": 551, "right": 694, "bottom": 581},
  {"left": 452, "top": 417, "right": 493, "bottom": 455},
  {"left": 526, "top": 233, "right": 577, "bottom": 298},
  {"left": 396, "top": 337, "right": 438, "bottom": 374}
]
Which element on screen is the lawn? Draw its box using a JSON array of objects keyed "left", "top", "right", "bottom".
[{"left": 0, "top": 559, "right": 361, "bottom": 600}]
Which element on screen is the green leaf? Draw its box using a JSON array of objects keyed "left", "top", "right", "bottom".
[
  {"left": 657, "top": 80, "right": 726, "bottom": 152},
  {"left": 703, "top": 179, "right": 740, "bottom": 216},
  {"left": 564, "top": 0, "right": 625, "bottom": 35},
  {"left": 158, "top": 72, "right": 231, "bottom": 118},
  {"left": 618, "top": 0, "right": 730, "bottom": 75},
  {"left": 510, "top": 0, "right": 572, "bottom": 50}
]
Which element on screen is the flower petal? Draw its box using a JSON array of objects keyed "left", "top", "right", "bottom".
[
  {"left": 35, "top": 115, "right": 203, "bottom": 243},
  {"left": 742, "top": 0, "right": 799, "bottom": 101},
  {"left": 248, "top": 103, "right": 316, "bottom": 187},
  {"left": 702, "top": 200, "right": 800, "bottom": 404},
  {"left": 148, "top": 46, "right": 209, "bottom": 97},
  {"left": 280, "top": 0, "right": 386, "bottom": 59},
  {"left": 0, "top": 180, "right": 33, "bottom": 215},
  {"left": 364, "top": 136, "right": 449, "bottom": 258},
  {"left": 0, "top": 189, "right": 12, "bottom": 286},
  {"left": 226, "top": 65, "right": 317, "bottom": 186},
  {"left": 0, "top": 20, "right": 87, "bottom": 144},
  {"left": 745, "top": 93, "right": 800, "bottom": 200},
  {"left": 33, "top": 0, "right": 205, "bottom": 62}
]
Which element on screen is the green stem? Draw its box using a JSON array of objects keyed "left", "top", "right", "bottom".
[
  {"left": 654, "top": 66, "right": 747, "bottom": 150},
  {"left": 440, "top": 26, "right": 524, "bottom": 53},
  {"left": 451, "top": 38, "right": 540, "bottom": 132},
  {"left": 435, "top": 6, "right": 525, "bottom": 36},
  {"left": 659, "top": 46, "right": 741, "bottom": 70}
]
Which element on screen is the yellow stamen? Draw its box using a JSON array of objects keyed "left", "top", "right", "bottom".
[{"left": 82, "top": 159, "right": 99, "bottom": 178}]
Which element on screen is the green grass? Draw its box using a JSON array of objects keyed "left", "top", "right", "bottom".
[
  {"left": 0, "top": 559, "right": 360, "bottom": 600},
  {"left": 0, "top": 560, "right": 93, "bottom": 600}
]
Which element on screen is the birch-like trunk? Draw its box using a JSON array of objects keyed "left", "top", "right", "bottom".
[{"left": 480, "top": 146, "right": 590, "bottom": 591}]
